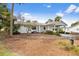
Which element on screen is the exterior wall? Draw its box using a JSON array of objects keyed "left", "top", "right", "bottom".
[
  {"left": 18, "top": 26, "right": 28, "bottom": 33},
  {"left": 40, "top": 26, "right": 45, "bottom": 32},
  {"left": 37, "top": 25, "right": 44, "bottom": 32},
  {"left": 18, "top": 25, "right": 67, "bottom": 33},
  {"left": 68, "top": 25, "right": 79, "bottom": 33},
  {"left": 46, "top": 25, "right": 54, "bottom": 31},
  {"left": 18, "top": 25, "right": 45, "bottom": 33}
]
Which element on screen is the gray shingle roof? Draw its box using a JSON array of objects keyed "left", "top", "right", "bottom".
[
  {"left": 15, "top": 20, "right": 67, "bottom": 26},
  {"left": 46, "top": 20, "right": 67, "bottom": 26}
]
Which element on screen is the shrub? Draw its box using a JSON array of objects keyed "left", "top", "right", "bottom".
[
  {"left": 54, "top": 32, "right": 60, "bottom": 36},
  {"left": 59, "top": 29, "right": 70, "bottom": 34},
  {"left": 45, "top": 30, "right": 53, "bottom": 35},
  {"left": 64, "top": 45, "right": 79, "bottom": 55},
  {"left": 58, "top": 28, "right": 65, "bottom": 34},
  {"left": 45, "top": 30, "right": 60, "bottom": 36},
  {"left": 13, "top": 24, "right": 20, "bottom": 35}
]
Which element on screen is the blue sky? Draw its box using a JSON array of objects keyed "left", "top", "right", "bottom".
[{"left": 8, "top": 3, "right": 79, "bottom": 26}]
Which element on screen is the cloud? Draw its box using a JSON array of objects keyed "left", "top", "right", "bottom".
[
  {"left": 75, "top": 7, "right": 79, "bottom": 13},
  {"left": 19, "top": 12, "right": 45, "bottom": 22},
  {"left": 21, "top": 12, "right": 31, "bottom": 16},
  {"left": 43, "top": 4, "right": 51, "bottom": 8},
  {"left": 56, "top": 4, "right": 79, "bottom": 17},
  {"left": 17, "top": 12, "right": 35, "bottom": 22},
  {"left": 65, "top": 4, "right": 77, "bottom": 13},
  {"left": 56, "top": 12, "right": 64, "bottom": 17},
  {"left": 47, "top": 5, "right": 51, "bottom": 8},
  {"left": 63, "top": 18, "right": 78, "bottom": 27}
]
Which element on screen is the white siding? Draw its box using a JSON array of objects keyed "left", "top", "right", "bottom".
[
  {"left": 18, "top": 26, "right": 28, "bottom": 33},
  {"left": 69, "top": 25, "right": 79, "bottom": 33}
]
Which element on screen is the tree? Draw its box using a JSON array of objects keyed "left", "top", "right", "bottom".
[
  {"left": 55, "top": 16, "right": 62, "bottom": 22},
  {"left": 0, "top": 4, "right": 10, "bottom": 32},
  {"left": 10, "top": 3, "right": 14, "bottom": 36},
  {"left": 0, "top": 4, "right": 11, "bottom": 39}
]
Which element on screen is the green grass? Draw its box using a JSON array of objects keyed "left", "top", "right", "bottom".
[
  {"left": 0, "top": 41, "right": 17, "bottom": 56},
  {"left": 64, "top": 45, "right": 79, "bottom": 55},
  {"left": 58, "top": 40, "right": 79, "bottom": 55}
]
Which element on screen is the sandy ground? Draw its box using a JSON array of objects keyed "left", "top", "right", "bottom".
[{"left": 3, "top": 34, "right": 79, "bottom": 56}]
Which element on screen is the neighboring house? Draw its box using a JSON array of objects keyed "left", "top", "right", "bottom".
[
  {"left": 14, "top": 19, "right": 67, "bottom": 33},
  {"left": 68, "top": 21, "right": 79, "bottom": 33}
]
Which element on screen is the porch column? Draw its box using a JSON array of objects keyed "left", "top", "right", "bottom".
[
  {"left": 36, "top": 26, "right": 38, "bottom": 32},
  {"left": 64, "top": 26, "right": 66, "bottom": 34},
  {"left": 38, "top": 25, "right": 41, "bottom": 32},
  {"left": 48, "top": 26, "right": 49, "bottom": 30},
  {"left": 57, "top": 26, "right": 60, "bottom": 32},
  {"left": 54, "top": 25, "right": 56, "bottom": 32}
]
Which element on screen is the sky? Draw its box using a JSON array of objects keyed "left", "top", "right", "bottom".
[{"left": 8, "top": 3, "right": 79, "bottom": 26}]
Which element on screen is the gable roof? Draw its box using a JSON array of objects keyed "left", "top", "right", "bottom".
[
  {"left": 71, "top": 21, "right": 79, "bottom": 27},
  {"left": 46, "top": 20, "right": 67, "bottom": 26},
  {"left": 15, "top": 18, "right": 67, "bottom": 26}
]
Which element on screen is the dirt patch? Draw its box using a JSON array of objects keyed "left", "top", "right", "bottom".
[{"left": 3, "top": 34, "right": 77, "bottom": 56}]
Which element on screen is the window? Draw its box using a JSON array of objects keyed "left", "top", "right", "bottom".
[
  {"left": 44, "top": 27, "right": 46, "bottom": 30},
  {"left": 32, "top": 27, "right": 36, "bottom": 30}
]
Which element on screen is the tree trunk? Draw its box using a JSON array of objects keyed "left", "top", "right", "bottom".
[{"left": 10, "top": 3, "right": 14, "bottom": 36}]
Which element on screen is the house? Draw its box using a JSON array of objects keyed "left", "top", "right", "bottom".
[
  {"left": 68, "top": 21, "right": 79, "bottom": 33},
  {"left": 14, "top": 19, "right": 67, "bottom": 33}
]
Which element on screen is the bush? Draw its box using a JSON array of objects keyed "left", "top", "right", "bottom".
[
  {"left": 45, "top": 30, "right": 53, "bottom": 35},
  {"left": 13, "top": 31, "right": 20, "bottom": 35},
  {"left": 54, "top": 32, "right": 60, "bottom": 36},
  {"left": 45, "top": 30, "right": 60, "bottom": 36},
  {"left": 64, "top": 45, "right": 79, "bottom": 55},
  {"left": 59, "top": 29, "right": 70, "bottom": 34},
  {"left": 13, "top": 24, "right": 20, "bottom": 35},
  {"left": 59, "top": 28, "right": 65, "bottom": 34}
]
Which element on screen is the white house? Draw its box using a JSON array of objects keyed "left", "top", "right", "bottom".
[
  {"left": 68, "top": 23, "right": 79, "bottom": 33},
  {"left": 14, "top": 19, "right": 67, "bottom": 33}
]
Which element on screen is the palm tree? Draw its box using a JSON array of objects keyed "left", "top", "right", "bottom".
[
  {"left": 55, "top": 16, "right": 62, "bottom": 22},
  {"left": 10, "top": 3, "right": 14, "bottom": 36}
]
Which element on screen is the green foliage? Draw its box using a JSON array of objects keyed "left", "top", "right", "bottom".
[
  {"left": 45, "top": 30, "right": 60, "bottom": 36},
  {"left": 55, "top": 16, "right": 62, "bottom": 21},
  {"left": 64, "top": 45, "right": 79, "bottom": 55},
  {"left": 45, "top": 30, "right": 53, "bottom": 35},
  {"left": 13, "top": 23, "right": 20, "bottom": 35},
  {"left": 58, "top": 28, "right": 70, "bottom": 34},
  {"left": 59, "top": 28, "right": 65, "bottom": 33},
  {"left": 0, "top": 4, "right": 10, "bottom": 32},
  {"left": 0, "top": 50, "right": 16, "bottom": 56}
]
